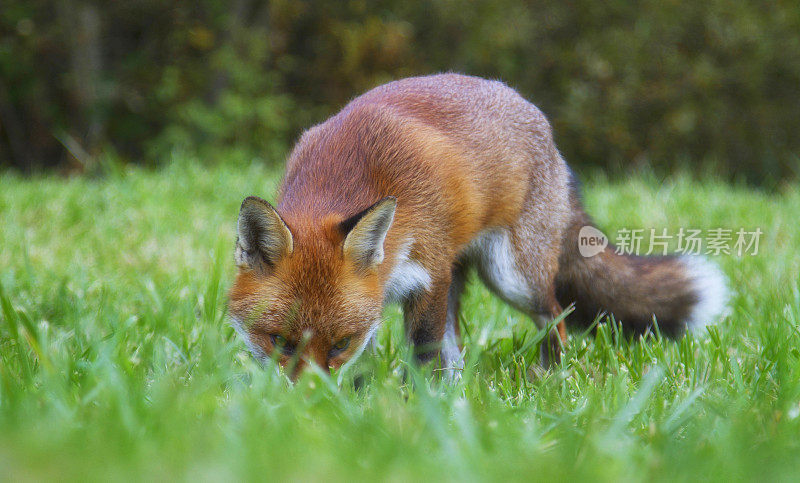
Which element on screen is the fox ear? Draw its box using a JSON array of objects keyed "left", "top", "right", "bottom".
[
  {"left": 340, "top": 197, "right": 397, "bottom": 270},
  {"left": 236, "top": 196, "right": 293, "bottom": 271}
]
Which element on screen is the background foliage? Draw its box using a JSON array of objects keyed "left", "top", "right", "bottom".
[{"left": 2, "top": 0, "right": 799, "bottom": 184}]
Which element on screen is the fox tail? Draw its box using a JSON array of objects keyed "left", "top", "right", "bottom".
[{"left": 555, "top": 179, "right": 729, "bottom": 337}]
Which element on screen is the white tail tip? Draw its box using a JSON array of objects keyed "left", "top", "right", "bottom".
[{"left": 680, "top": 255, "right": 730, "bottom": 332}]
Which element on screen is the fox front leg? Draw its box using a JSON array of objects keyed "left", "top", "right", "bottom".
[{"left": 402, "top": 274, "right": 463, "bottom": 380}]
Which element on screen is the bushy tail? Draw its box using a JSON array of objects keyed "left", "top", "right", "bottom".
[{"left": 555, "top": 183, "right": 729, "bottom": 337}]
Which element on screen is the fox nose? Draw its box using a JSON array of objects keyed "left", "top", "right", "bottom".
[
  {"left": 289, "top": 360, "right": 306, "bottom": 381},
  {"left": 312, "top": 351, "right": 329, "bottom": 369},
  {"left": 289, "top": 360, "right": 328, "bottom": 381},
  {"left": 289, "top": 348, "right": 329, "bottom": 380}
]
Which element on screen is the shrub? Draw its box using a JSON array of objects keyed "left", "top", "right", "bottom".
[{"left": 1, "top": 0, "right": 798, "bottom": 185}]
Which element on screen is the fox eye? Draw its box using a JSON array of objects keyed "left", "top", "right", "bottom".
[
  {"left": 269, "top": 334, "right": 294, "bottom": 355},
  {"left": 331, "top": 337, "right": 350, "bottom": 353}
]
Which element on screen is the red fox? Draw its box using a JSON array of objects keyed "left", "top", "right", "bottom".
[{"left": 228, "top": 73, "right": 728, "bottom": 379}]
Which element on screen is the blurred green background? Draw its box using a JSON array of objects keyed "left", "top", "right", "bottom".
[{"left": 1, "top": 0, "right": 799, "bottom": 185}]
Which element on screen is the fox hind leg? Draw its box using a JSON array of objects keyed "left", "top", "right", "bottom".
[{"left": 468, "top": 226, "right": 567, "bottom": 367}]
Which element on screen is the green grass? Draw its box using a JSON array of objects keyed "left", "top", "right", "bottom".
[{"left": 1, "top": 159, "right": 799, "bottom": 481}]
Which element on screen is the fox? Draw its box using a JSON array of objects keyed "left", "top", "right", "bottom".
[{"left": 228, "top": 73, "right": 729, "bottom": 380}]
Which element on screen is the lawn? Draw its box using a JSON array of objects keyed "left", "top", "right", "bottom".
[{"left": 1, "top": 159, "right": 798, "bottom": 481}]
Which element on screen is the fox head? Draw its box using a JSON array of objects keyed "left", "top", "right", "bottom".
[{"left": 228, "top": 195, "right": 396, "bottom": 378}]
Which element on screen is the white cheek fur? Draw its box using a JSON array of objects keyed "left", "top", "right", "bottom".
[
  {"left": 337, "top": 322, "right": 382, "bottom": 381},
  {"left": 229, "top": 315, "right": 269, "bottom": 363}
]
